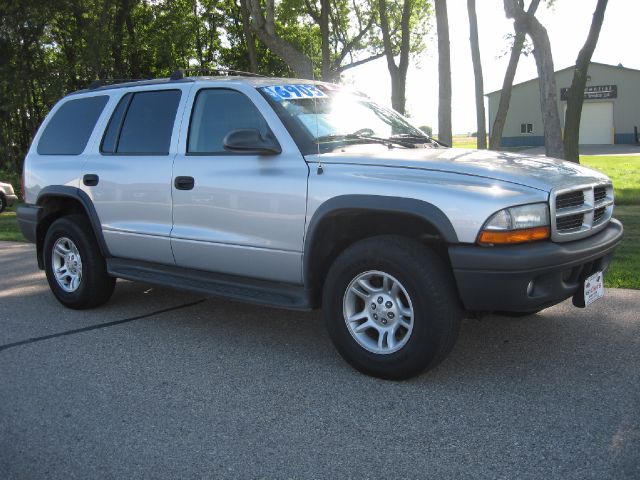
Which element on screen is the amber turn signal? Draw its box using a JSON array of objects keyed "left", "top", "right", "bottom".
[{"left": 478, "top": 226, "right": 550, "bottom": 245}]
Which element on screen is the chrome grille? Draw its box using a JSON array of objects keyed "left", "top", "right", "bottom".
[
  {"left": 556, "top": 191, "right": 585, "bottom": 209},
  {"left": 594, "top": 186, "right": 607, "bottom": 203},
  {"left": 550, "top": 182, "right": 614, "bottom": 242}
]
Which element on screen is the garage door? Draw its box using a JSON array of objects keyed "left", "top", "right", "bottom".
[{"left": 576, "top": 102, "right": 613, "bottom": 144}]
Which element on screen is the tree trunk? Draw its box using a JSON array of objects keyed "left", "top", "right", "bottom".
[
  {"left": 489, "top": 32, "right": 524, "bottom": 150},
  {"left": 320, "top": 0, "right": 331, "bottom": 80},
  {"left": 563, "top": 0, "right": 608, "bottom": 163},
  {"left": 378, "top": 0, "right": 410, "bottom": 114},
  {"left": 490, "top": 0, "right": 540, "bottom": 150},
  {"left": 247, "top": 0, "right": 313, "bottom": 78},
  {"left": 239, "top": 0, "right": 259, "bottom": 73},
  {"left": 467, "top": 0, "right": 486, "bottom": 149},
  {"left": 435, "top": 0, "right": 452, "bottom": 146},
  {"left": 504, "top": 0, "right": 563, "bottom": 158}
]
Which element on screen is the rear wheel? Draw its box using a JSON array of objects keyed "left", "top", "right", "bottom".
[
  {"left": 323, "top": 235, "right": 462, "bottom": 380},
  {"left": 43, "top": 215, "right": 115, "bottom": 309},
  {"left": 0, "top": 194, "right": 5, "bottom": 213}
]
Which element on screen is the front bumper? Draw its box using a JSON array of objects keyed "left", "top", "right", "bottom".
[{"left": 449, "top": 219, "right": 624, "bottom": 312}]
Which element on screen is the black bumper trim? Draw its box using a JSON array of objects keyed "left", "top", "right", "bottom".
[
  {"left": 16, "top": 204, "right": 40, "bottom": 244},
  {"left": 449, "top": 219, "right": 623, "bottom": 312}
]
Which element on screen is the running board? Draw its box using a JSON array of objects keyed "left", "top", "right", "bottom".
[{"left": 106, "top": 258, "right": 313, "bottom": 311}]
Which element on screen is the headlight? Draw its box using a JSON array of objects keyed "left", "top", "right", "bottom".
[{"left": 478, "top": 203, "right": 550, "bottom": 245}]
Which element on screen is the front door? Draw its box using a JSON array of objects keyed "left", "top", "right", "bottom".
[{"left": 171, "top": 85, "right": 308, "bottom": 284}]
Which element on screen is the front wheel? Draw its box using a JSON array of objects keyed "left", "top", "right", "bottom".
[
  {"left": 323, "top": 235, "right": 462, "bottom": 380},
  {"left": 43, "top": 215, "right": 115, "bottom": 309}
]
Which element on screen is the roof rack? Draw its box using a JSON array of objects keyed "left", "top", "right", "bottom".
[
  {"left": 170, "top": 68, "right": 266, "bottom": 80},
  {"left": 88, "top": 78, "right": 151, "bottom": 90}
]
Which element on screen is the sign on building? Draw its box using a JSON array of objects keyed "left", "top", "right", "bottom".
[{"left": 560, "top": 85, "right": 618, "bottom": 101}]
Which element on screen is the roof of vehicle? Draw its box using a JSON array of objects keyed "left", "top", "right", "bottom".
[{"left": 68, "top": 74, "right": 327, "bottom": 96}]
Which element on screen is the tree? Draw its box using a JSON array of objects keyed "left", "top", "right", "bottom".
[
  {"left": 378, "top": 0, "right": 411, "bottom": 114},
  {"left": 504, "top": 0, "right": 563, "bottom": 158},
  {"left": 563, "top": 0, "right": 608, "bottom": 163},
  {"left": 245, "top": 0, "right": 314, "bottom": 78},
  {"left": 467, "top": 0, "right": 485, "bottom": 149},
  {"left": 377, "top": 0, "right": 431, "bottom": 114},
  {"left": 434, "top": 0, "right": 452, "bottom": 146},
  {"left": 489, "top": 0, "right": 540, "bottom": 150}
]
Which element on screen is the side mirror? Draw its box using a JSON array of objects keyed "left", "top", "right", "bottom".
[{"left": 223, "top": 129, "right": 282, "bottom": 155}]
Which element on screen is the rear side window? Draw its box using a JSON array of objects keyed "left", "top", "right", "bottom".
[
  {"left": 188, "top": 89, "right": 269, "bottom": 154},
  {"left": 101, "top": 90, "right": 181, "bottom": 155},
  {"left": 37, "top": 96, "right": 109, "bottom": 155}
]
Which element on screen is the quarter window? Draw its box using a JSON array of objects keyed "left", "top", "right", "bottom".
[
  {"left": 188, "top": 89, "right": 270, "bottom": 154},
  {"left": 37, "top": 96, "right": 109, "bottom": 155}
]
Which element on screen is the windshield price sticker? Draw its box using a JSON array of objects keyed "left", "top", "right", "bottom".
[
  {"left": 262, "top": 84, "right": 327, "bottom": 100},
  {"left": 584, "top": 271, "right": 605, "bottom": 307}
]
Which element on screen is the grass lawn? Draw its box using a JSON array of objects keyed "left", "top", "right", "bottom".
[
  {"left": 0, "top": 207, "right": 25, "bottom": 242},
  {"left": 581, "top": 155, "right": 640, "bottom": 205},
  {"left": 1, "top": 156, "right": 638, "bottom": 289},
  {"left": 605, "top": 205, "right": 639, "bottom": 289},
  {"left": 451, "top": 135, "right": 482, "bottom": 149}
]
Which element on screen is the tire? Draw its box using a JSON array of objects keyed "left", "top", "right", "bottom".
[
  {"left": 0, "top": 194, "right": 5, "bottom": 214},
  {"left": 323, "top": 235, "right": 462, "bottom": 380},
  {"left": 43, "top": 214, "right": 115, "bottom": 309}
]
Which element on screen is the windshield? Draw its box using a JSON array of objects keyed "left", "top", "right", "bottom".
[{"left": 259, "top": 83, "right": 432, "bottom": 154}]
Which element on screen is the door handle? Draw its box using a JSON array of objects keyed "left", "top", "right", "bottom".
[
  {"left": 83, "top": 174, "right": 99, "bottom": 186},
  {"left": 174, "top": 176, "right": 195, "bottom": 190}
]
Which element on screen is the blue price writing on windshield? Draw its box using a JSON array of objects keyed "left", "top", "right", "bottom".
[{"left": 262, "top": 84, "right": 327, "bottom": 100}]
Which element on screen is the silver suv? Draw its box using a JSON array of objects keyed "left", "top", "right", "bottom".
[{"left": 17, "top": 74, "right": 623, "bottom": 379}]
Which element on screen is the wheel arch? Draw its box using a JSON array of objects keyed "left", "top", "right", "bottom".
[
  {"left": 303, "top": 195, "right": 458, "bottom": 306},
  {"left": 35, "top": 186, "right": 109, "bottom": 269}
]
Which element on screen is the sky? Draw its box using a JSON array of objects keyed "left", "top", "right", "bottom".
[{"left": 343, "top": 0, "right": 640, "bottom": 134}]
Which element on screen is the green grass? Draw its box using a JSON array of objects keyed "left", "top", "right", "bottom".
[
  {"left": 451, "top": 135, "right": 481, "bottom": 149},
  {"left": 605, "top": 205, "right": 639, "bottom": 289},
  {"left": 581, "top": 155, "right": 640, "bottom": 205},
  {"left": 0, "top": 207, "right": 25, "bottom": 242}
]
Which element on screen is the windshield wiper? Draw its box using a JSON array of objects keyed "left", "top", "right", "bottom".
[
  {"left": 316, "top": 133, "right": 416, "bottom": 149},
  {"left": 390, "top": 133, "right": 446, "bottom": 147}
]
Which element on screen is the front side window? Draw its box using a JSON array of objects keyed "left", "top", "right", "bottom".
[
  {"left": 101, "top": 89, "right": 181, "bottom": 155},
  {"left": 37, "top": 95, "right": 109, "bottom": 155},
  {"left": 188, "top": 89, "right": 270, "bottom": 154}
]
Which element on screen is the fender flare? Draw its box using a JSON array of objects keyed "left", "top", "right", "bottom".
[
  {"left": 303, "top": 194, "right": 458, "bottom": 286},
  {"left": 36, "top": 186, "right": 110, "bottom": 257}
]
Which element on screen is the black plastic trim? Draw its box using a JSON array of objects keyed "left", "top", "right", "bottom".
[
  {"left": 16, "top": 204, "right": 40, "bottom": 243},
  {"left": 107, "top": 258, "right": 313, "bottom": 311},
  {"left": 36, "top": 186, "right": 110, "bottom": 257},
  {"left": 302, "top": 195, "right": 458, "bottom": 294},
  {"left": 449, "top": 219, "right": 623, "bottom": 312}
]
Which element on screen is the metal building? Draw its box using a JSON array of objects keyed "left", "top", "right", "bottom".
[{"left": 486, "top": 62, "right": 640, "bottom": 147}]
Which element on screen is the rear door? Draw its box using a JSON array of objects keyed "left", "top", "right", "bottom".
[
  {"left": 170, "top": 84, "right": 309, "bottom": 283},
  {"left": 81, "top": 84, "right": 192, "bottom": 265}
]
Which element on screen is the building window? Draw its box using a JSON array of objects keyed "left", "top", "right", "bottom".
[{"left": 520, "top": 123, "right": 534, "bottom": 134}]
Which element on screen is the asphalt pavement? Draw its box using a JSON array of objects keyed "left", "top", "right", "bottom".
[{"left": 1, "top": 241, "right": 639, "bottom": 479}]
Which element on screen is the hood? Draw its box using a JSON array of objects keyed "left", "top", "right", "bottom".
[{"left": 305, "top": 146, "right": 609, "bottom": 192}]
